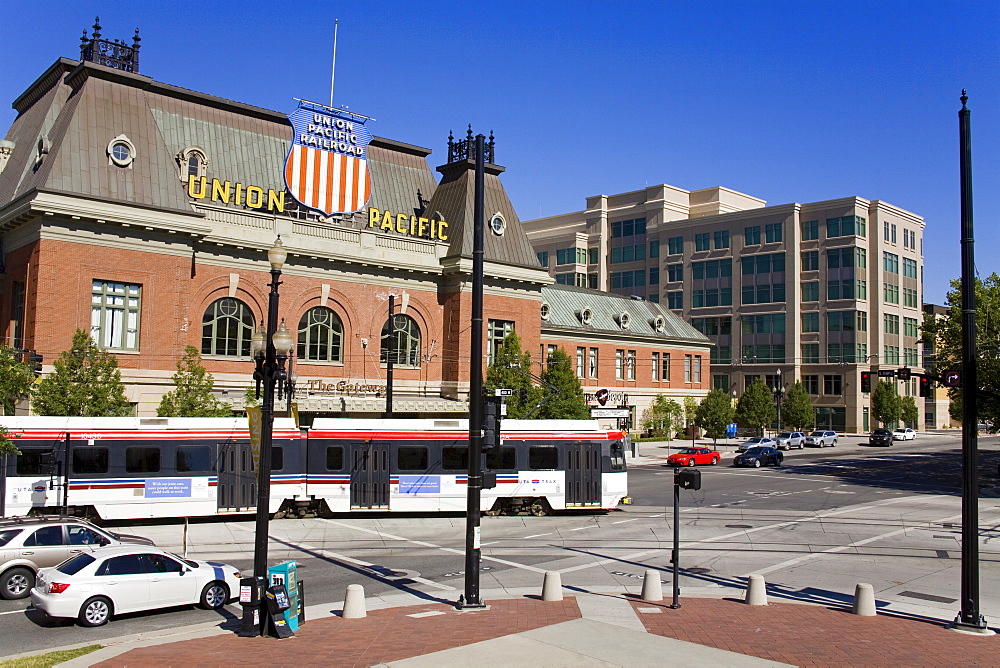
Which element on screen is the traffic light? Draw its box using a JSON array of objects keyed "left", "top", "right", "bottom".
[
  {"left": 482, "top": 395, "right": 501, "bottom": 450},
  {"left": 28, "top": 351, "right": 42, "bottom": 377},
  {"left": 919, "top": 375, "right": 932, "bottom": 398},
  {"left": 38, "top": 450, "right": 56, "bottom": 474},
  {"left": 860, "top": 371, "right": 871, "bottom": 393},
  {"left": 897, "top": 367, "right": 911, "bottom": 381}
]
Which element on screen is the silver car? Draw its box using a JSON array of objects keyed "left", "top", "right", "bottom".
[
  {"left": 804, "top": 430, "right": 838, "bottom": 447},
  {"left": 0, "top": 516, "right": 154, "bottom": 600},
  {"left": 774, "top": 431, "right": 805, "bottom": 450}
]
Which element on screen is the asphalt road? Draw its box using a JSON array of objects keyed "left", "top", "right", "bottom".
[{"left": 2, "top": 432, "right": 999, "bottom": 657}]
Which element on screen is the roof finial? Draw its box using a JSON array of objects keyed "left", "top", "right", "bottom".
[
  {"left": 92, "top": 16, "right": 102, "bottom": 41},
  {"left": 961, "top": 89, "right": 968, "bottom": 109}
]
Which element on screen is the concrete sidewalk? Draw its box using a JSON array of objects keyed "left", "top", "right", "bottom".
[{"left": 28, "top": 585, "right": 997, "bottom": 668}]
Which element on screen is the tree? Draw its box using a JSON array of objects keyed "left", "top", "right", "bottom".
[
  {"left": 695, "top": 389, "right": 734, "bottom": 443},
  {"left": 901, "top": 395, "right": 920, "bottom": 428},
  {"left": 485, "top": 332, "right": 544, "bottom": 419},
  {"left": 683, "top": 396, "right": 698, "bottom": 437},
  {"left": 33, "top": 329, "right": 132, "bottom": 416},
  {"left": 871, "top": 380, "right": 902, "bottom": 427},
  {"left": 157, "top": 346, "right": 232, "bottom": 417},
  {"left": 534, "top": 348, "right": 590, "bottom": 420},
  {"left": 734, "top": 379, "right": 776, "bottom": 436},
  {"left": 0, "top": 345, "right": 35, "bottom": 415},
  {"left": 781, "top": 382, "right": 815, "bottom": 431},
  {"left": 922, "top": 273, "right": 1000, "bottom": 427}
]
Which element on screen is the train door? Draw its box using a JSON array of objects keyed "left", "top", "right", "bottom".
[
  {"left": 217, "top": 440, "right": 256, "bottom": 512},
  {"left": 350, "top": 441, "right": 389, "bottom": 509},
  {"left": 565, "top": 440, "right": 602, "bottom": 506}
]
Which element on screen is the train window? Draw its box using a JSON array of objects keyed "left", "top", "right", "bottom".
[
  {"left": 73, "top": 447, "right": 109, "bottom": 474},
  {"left": 15, "top": 448, "right": 48, "bottom": 475},
  {"left": 271, "top": 446, "right": 284, "bottom": 471},
  {"left": 398, "top": 446, "right": 428, "bottom": 471},
  {"left": 442, "top": 447, "right": 468, "bottom": 471},
  {"left": 610, "top": 442, "right": 626, "bottom": 470},
  {"left": 528, "top": 446, "right": 558, "bottom": 470},
  {"left": 126, "top": 446, "right": 161, "bottom": 473},
  {"left": 486, "top": 446, "right": 516, "bottom": 471},
  {"left": 176, "top": 446, "right": 213, "bottom": 472},
  {"left": 326, "top": 446, "right": 344, "bottom": 471}
]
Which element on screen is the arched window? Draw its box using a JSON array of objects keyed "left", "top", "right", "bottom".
[
  {"left": 380, "top": 314, "right": 421, "bottom": 367},
  {"left": 297, "top": 306, "right": 343, "bottom": 362},
  {"left": 202, "top": 298, "right": 255, "bottom": 357},
  {"left": 178, "top": 146, "right": 208, "bottom": 182}
]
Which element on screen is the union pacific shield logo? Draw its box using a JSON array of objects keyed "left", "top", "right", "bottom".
[{"left": 284, "top": 101, "right": 373, "bottom": 215}]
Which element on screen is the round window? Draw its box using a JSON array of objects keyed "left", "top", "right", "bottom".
[
  {"left": 489, "top": 212, "right": 506, "bottom": 236},
  {"left": 107, "top": 134, "right": 136, "bottom": 167}
]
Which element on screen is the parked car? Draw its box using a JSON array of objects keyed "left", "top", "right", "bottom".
[
  {"left": 869, "top": 428, "right": 894, "bottom": 446},
  {"left": 774, "top": 431, "right": 806, "bottom": 450},
  {"left": 0, "top": 516, "right": 155, "bottom": 600},
  {"left": 667, "top": 447, "right": 721, "bottom": 467},
  {"left": 737, "top": 437, "right": 777, "bottom": 453},
  {"left": 892, "top": 428, "right": 916, "bottom": 441},
  {"left": 804, "top": 430, "right": 838, "bottom": 447},
  {"left": 733, "top": 446, "right": 783, "bottom": 468},
  {"left": 30, "top": 545, "right": 241, "bottom": 627}
]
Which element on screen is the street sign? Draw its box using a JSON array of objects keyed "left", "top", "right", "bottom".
[
  {"left": 595, "top": 388, "right": 609, "bottom": 406},
  {"left": 943, "top": 370, "right": 962, "bottom": 387},
  {"left": 877, "top": 370, "right": 896, "bottom": 377},
  {"left": 897, "top": 367, "right": 911, "bottom": 381},
  {"left": 590, "top": 407, "right": 630, "bottom": 418},
  {"left": 494, "top": 388, "right": 514, "bottom": 396}
]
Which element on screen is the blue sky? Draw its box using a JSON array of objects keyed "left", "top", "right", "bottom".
[{"left": 2, "top": 1, "right": 997, "bottom": 304}]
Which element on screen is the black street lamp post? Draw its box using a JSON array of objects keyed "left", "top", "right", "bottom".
[
  {"left": 773, "top": 369, "right": 784, "bottom": 432},
  {"left": 240, "top": 236, "right": 292, "bottom": 637}
]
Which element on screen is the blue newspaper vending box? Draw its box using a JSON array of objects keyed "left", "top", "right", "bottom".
[{"left": 268, "top": 561, "right": 300, "bottom": 632}]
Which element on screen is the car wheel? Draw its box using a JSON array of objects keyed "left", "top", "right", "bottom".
[
  {"left": 79, "top": 596, "right": 113, "bottom": 627},
  {"left": 753, "top": 460, "right": 761, "bottom": 468},
  {"left": 687, "top": 459, "right": 695, "bottom": 467},
  {"left": 774, "top": 458, "right": 782, "bottom": 466},
  {"left": 710, "top": 457, "right": 719, "bottom": 465},
  {"left": 1, "top": 567, "right": 34, "bottom": 600},
  {"left": 200, "top": 582, "right": 230, "bottom": 610}
]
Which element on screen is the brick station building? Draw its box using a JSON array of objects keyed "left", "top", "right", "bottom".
[{"left": 0, "top": 25, "right": 710, "bottom": 423}]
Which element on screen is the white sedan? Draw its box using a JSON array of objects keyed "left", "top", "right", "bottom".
[
  {"left": 892, "top": 428, "right": 916, "bottom": 441},
  {"left": 30, "top": 545, "right": 241, "bottom": 627}
]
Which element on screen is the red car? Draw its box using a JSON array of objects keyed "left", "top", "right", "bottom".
[{"left": 667, "top": 447, "right": 721, "bottom": 467}]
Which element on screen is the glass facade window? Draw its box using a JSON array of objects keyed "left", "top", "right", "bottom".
[
  {"left": 827, "top": 311, "right": 855, "bottom": 331},
  {"left": 536, "top": 251, "right": 549, "bottom": 267},
  {"left": 381, "top": 314, "right": 421, "bottom": 367},
  {"left": 801, "top": 312, "right": 819, "bottom": 332},
  {"left": 884, "top": 313, "right": 900, "bottom": 334},
  {"left": 827, "top": 247, "right": 855, "bottom": 268},
  {"left": 649, "top": 267, "right": 659, "bottom": 285},
  {"left": 487, "top": 320, "right": 515, "bottom": 366},
  {"left": 713, "top": 230, "right": 730, "bottom": 249},
  {"left": 695, "top": 233, "right": 710, "bottom": 251},
  {"left": 298, "top": 306, "right": 344, "bottom": 362},
  {"left": 741, "top": 253, "right": 785, "bottom": 275},
  {"left": 576, "top": 347, "right": 585, "bottom": 378},
  {"left": 884, "top": 283, "right": 900, "bottom": 303},
  {"left": 741, "top": 283, "right": 786, "bottom": 304},
  {"left": 694, "top": 355, "right": 702, "bottom": 383},
  {"left": 692, "top": 287, "right": 732, "bottom": 307},
  {"left": 662, "top": 353, "right": 671, "bottom": 380},
  {"left": 610, "top": 270, "right": 645, "bottom": 289},
  {"left": 802, "top": 344, "right": 819, "bottom": 364},
  {"left": 611, "top": 218, "right": 646, "bottom": 237},
  {"left": 615, "top": 349, "right": 624, "bottom": 380},
  {"left": 801, "top": 251, "right": 819, "bottom": 271},
  {"left": 744, "top": 226, "right": 761, "bottom": 245},
  {"left": 903, "top": 287, "right": 918, "bottom": 308},
  {"left": 684, "top": 354, "right": 692, "bottom": 382},
  {"left": 92, "top": 280, "right": 141, "bottom": 351},
  {"left": 589, "top": 348, "right": 598, "bottom": 378},
  {"left": 902, "top": 257, "right": 918, "bottom": 278},
  {"left": 883, "top": 346, "right": 900, "bottom": 365},
  {"left": 801, "top": 220, "right": 819, "bottom": 240},
  {"left": 802, "top": 374, "right": 819, "bottom": 394},
  {"left": 857, "top": 311, "right": 868, "bottom": 331},
  {"left": 693, "top": 258, "right": 732, "bottom": 278},
  {"left": 765, "top": 223, "right": 782, "bottom": 243},
  {"left": 691, "top": 316, "right": 732, "bottom": 336},
  {"left": 589, "top": 248, "right": 599, "bottom": 264},
  {"left": 627, "top": 350, "right": 636, "bottom": 380},
  {"left": 826, "top": 279, "right": 855, "bottom": 300},
  {"left": 202, "top": 297, "right": 254, "bottom": 357},
  {"left": 904, "top": 317, "right": 919, "bottom": 338},
  {"left": 667, "top": 292, "right": 683, "bottom": 309},
  {"left": 823, "top": 375, "right": 843, "bottom": 395},
  {"left": 710, "top": 345, "right": 731, "bottom": 364},
  {"left": 883, "top": 252, "right": 900, "bottom": 273},
  {"left": 667, "top": 236, "right": 683, "bottom": 255},
  {"left": 667, "top": 264, "right": 683, "bottom": 282},
  {"left": 802, "top": 281, "right": 819, "bottom": 301},
  {"left": 652, "top": 352, "right": 660, "bottom": 381},
  {"left": 827, "top": 216, "right": 866, "bottom": 238}
]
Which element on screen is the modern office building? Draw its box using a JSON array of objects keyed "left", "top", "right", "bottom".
[
  {"left": 922, "top": 303, "right": 955, "bottom": 429},
  {"left": 0, "top": 23, "right": 710, "bottom": 421},
  {"left": 524, "top": 184, "right": 926, "bottom": 433}
]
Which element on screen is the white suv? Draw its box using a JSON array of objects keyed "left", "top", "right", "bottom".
[
  {"left": 775, "top": 431, "right": 805, "bottom": 450},
  {"left": 804, "top": 430, "right": 838, "bottom": 447}
]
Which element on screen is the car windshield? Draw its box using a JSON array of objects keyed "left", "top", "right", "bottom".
[
  {"left": 56, "top": 552, "right": 96, "bottom": 575},
  {"left": 746, "top": 438, "right": 762, "bottom": 444},
  {"left": 777, "top": 432, "right": 793, "bottom": 438},
  {"left": 743, "top": 448, "right": 765, "bottom": 455},
  {"left": 677, "top": 448, "right": 698, "bottom": 454},
  {"left": 873, "top": 429, "right": 891, "bottom": 435},
  {"left": 809, "top": 432, "right": 825, "bottom": 437}
]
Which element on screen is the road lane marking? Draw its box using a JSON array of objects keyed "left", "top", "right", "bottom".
[
  {"left": 524, "top": 533, "right": 552, "bottom": 538},
  {"left": 557, "top": 496, "right": 917, "bottom": 574},
  {"left": 570, "top": 526, "right": 596, "bottom": 531},
  {"left": 319, "top": 519, "right": 548, "bottom": 574},
  {"left": 0, "top": 609, "right": 29, "bottom": 617},
  {"left": 744, "top": 509, "right": 1000, "bottom": 578},
  {"left": 612, "top": 519, "right": 639, "bottom": 524}
]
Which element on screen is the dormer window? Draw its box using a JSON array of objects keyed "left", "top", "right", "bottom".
[
  {"left": 107, "top": 134, "right": 135, "bottom": 168},
  {"left": 540, "top": 302, "right": 550, "bottom": 320},
  {"left": 178, "top": 146, "right": 208, "bottom": 181}
]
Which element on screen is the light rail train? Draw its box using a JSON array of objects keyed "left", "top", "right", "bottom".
[{"left": 0, "top": 417, "right": 628, "bottom": 521}]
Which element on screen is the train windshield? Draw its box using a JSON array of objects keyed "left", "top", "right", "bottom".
[{"left": 610, "top": 441, "right": 626, "bottom": 470}]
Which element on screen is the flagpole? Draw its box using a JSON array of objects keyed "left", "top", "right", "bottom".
[{"left": 330, "top": 19, "right": 339, "bottom": 108}]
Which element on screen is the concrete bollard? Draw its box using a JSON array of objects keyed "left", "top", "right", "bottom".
[
  {"left": 542, "top": 571, "right": 563, "bottom": 601},
  {"left": 744, "top": 574, "right": 768, "bottom": 606},
  {"left": 640, "top": 569, "right": 663, "bottom": 602},
  {"left": 853, "top": 583, "right": 877, "bottom": 616},
  {"left": 342, "top": 584, "right": 367, "bottom": 618}
]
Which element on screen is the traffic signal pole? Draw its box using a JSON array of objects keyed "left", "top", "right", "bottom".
[{"left": 458, "top": 134, "right": 487, "bottom": 610}]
